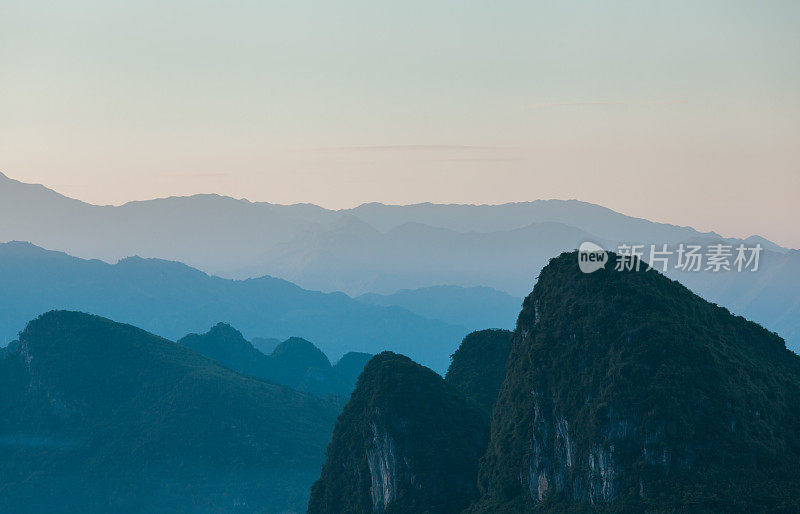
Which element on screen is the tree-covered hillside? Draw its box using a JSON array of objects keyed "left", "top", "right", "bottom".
[
  {"left": 308, "top": 352, "right": 489, "bottom": 514},
  {"left": 0, "top": 311, "right": 340, "bottom": 512},
  {"left": 445, "top": 329, "right": 512, "bottom": 415},
  {"left": 473, "top": 252, "right": 800, "bottom": 512}
]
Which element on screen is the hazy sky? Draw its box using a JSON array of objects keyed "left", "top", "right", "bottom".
[{"left": 1, "top": 1, "right": 799, "bottom": 247}]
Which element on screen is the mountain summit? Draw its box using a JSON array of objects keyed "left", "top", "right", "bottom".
[
  {"left": 178, "top": 324, "right": 371, "bottom": 400},
  {"left": 178, "top": 322, "right": 269, "bottom": 377},
  {"left": 474, "top": 252, "right": 800, "bottom": 511},
  {"left": 308, "top": 352, "right": 489, "bottom": 513},
  {"left": 306, "top": 252, "right": 800, "bottom": 512}
]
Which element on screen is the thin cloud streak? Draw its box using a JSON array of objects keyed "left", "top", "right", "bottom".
[
  {"left": 311, "top": 145, "right": 517, "bottom": 152},
  {"left": 522, "top": 100, "right": 689, "bottom": 109}
]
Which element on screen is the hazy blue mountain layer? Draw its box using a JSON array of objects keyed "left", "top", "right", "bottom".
[
  {"left": 249, "top": 217, "right": 602, "bottom": 295},
  {"left": 1, "top": 171, "right": 797, "bottom": 353},
  {"left": 251, "top": 336, "right": 282, "bottom": 355},
  {"left": 358, "top": 286, "right": 521, "bottom": 331},
  {"left": 0, "top": 241, "right": 467, "bottom": 372},
  {"left": 0, "top": 172, "right": 722, "bottom": 280}
]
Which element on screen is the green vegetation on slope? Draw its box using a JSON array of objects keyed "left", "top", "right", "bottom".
[
  {"left": 308, "top": 352, "right": 489, "bottom": 514},
  {"left": 445, "top": 329, "right": 512, "bottom": 416},
  {"left": 474, "top": 252, "right": 800, "bottom": 512},
  {"left": 0, "top": 311, "right": 339, "bottom": 513}
]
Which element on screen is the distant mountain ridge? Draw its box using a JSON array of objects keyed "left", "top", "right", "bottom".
[
  {"left": 178, "top": 323, "right": 371, "bottom": 401},
  {"left": 251, "top": 218, "right": 603, "bottom": 295},
  {"left": 357, "top": 286, "right": 522, "bottom": 331},
  {"left": 1, "top": 171, "right": 797, "bottom": 354},
  {"left": 1, "top": 172, "right": 740, "bottom": 262},
  {"left": 2, "top": 171, "right": 785, "bottom": 287},
  {"left": 0, "top": 241, "right": 467, "bottom": 372}
]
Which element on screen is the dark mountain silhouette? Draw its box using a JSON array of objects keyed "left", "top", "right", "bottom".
[
  {"left": 675, "top": 246, "right": 800, "bottom": 355},
  {"left": 0, "top": 241, "right": 467, "bottom": 372},
  {"left": 179, "top": 325, "right": 370, "bottom": 401},
  {"left": 472, "top": 252, "right": 800, "bottom": 511},
  {"left": 271, "top": 337, "right": 332, "bottom": 374},
  {"left": 268, "top": 337, "right": 337, "bottom": 398},
  {"left": 179, "top": 322, "right": 271, "bottom": 379},
  {"left": 358, "top": 286, "right": 521, "bottom": 331},
  {"left": 444, "top": 329, "right": 513, "bottom": 415},
  {"left": 307, "top": 352, "right": 489, "bottom": 514},
  {"left": 0, "top": 311, "right": 339, "bottom": 512}
]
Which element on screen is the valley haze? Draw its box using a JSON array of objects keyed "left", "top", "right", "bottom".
[{"left": 1, "top": 171, "right": 798, "bottom": 356}]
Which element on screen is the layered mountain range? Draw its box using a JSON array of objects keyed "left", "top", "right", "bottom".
[
  {"left": 1, "top": 171, "right": 796, "bottom": 354},
  {"left": 0, "top": 241, "right": 466, "bottom": 372},
  {"left": 309, "top": 252, "right": 800, "bottom": 512},
  {"left": 178, "top": 323, "right": 371, "bottom": 401},
  {"left": 2, "top": 248, "right": 796, "bottom": 512}
]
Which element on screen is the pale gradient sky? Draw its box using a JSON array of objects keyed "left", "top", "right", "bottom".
[{"left": 1, "top": 1, "right": 799, "bottom": 247}]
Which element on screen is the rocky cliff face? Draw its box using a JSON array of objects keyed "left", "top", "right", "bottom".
[
  {"left": 473, "top": 252, "right": 800, "bottom": 512},
  {"left": 366, "top": 421, "right": 399, "bottom": 511},
  {"left": 307, "top": 352, "right": 489, "bottom": 513},
  {"left": 523, "top": 393, "right": 620, "bottom": 506}
]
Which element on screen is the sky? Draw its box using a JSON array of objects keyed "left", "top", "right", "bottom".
[{"left": 1, "top": 1, "right": 799, "bottom": 248}]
